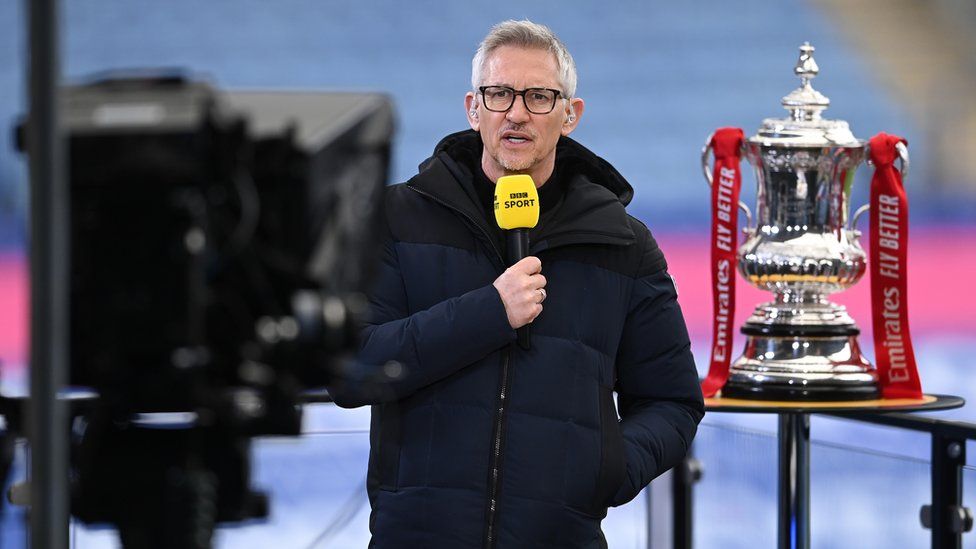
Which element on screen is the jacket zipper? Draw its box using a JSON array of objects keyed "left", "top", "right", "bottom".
[
  {"left": 407, "top": 185, "right": 511, "bottom": 548},
  {"left": 485, "top": 349, "right": 511, "bottom": 548}
]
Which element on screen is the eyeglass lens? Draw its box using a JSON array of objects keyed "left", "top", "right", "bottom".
[{"left": 481, "top": 86, "right": 558, "bottom": 114}]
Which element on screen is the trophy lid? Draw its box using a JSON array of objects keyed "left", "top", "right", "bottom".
[{"left": 750, "top": 43, "right": 861, "bottom": 148}]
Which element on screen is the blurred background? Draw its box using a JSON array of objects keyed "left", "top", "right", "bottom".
[{"left": 1, "top": 0, "right": 974, "bottom": 547}]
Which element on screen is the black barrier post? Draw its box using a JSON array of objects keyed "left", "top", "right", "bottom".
[
  {"left": 644, "top": 484, "right": 653, "bottom": 549},
  {"left": 27, "top": 0, "right": 70, "bottom": 546},
  {"left": 672, "top": 451, "right": 702, "bottom": 549},
  {"left": 826, "top": 411, "right": 974, "bottom": 548},
  {"left": 778, "top": 413, "right": 810, "bottom": 549},
  {"left": 929, "top": 433, "right": 966, "bottom": 548}
]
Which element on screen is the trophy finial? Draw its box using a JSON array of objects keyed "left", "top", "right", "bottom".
[
  {"left": 794, "top": 42, "right": 819, "bottom": 86},
  {"left": 782, "top": 42, "right": 829, "bottom": 121}
]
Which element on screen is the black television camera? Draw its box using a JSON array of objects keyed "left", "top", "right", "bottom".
[{"left": 15, "top": 72, "right": 394, "bottom": 547}]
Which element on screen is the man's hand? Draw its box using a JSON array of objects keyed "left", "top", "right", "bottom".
[{"left": 493, "top": 256, "right": 548, "bottom": 329}]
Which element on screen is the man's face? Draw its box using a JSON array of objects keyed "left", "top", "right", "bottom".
[{"left": 465, "top": 45, "right": 584, "bottom": 185}]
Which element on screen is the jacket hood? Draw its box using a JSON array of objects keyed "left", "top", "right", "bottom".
[
  {"left": 410, "top": 129, "right": 637, "bottom": 254},
  {"left": 420, "top": 129, "right": 635, "bottom": 206}
]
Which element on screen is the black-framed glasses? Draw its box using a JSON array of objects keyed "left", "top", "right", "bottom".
[{"left": 478, "top": 86, "right": 563, "bottom": 114}]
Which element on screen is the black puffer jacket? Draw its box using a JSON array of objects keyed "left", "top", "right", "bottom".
[{"left": 330, "top": 130, "right": 704, "bottom": 548}]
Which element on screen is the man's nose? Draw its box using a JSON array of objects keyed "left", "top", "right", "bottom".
[{"left": 506, "top": 95, "right": 531, "bottom": 123}]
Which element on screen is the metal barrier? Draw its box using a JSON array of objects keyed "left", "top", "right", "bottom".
[{"left": 669, "top": 413, "right": 976, "bottom": 549}]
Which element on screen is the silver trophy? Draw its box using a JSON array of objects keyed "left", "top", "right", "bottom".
[{"left": 702, "top": 43, "right": 908, "bottom": 400}]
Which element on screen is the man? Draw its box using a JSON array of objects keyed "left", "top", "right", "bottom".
[{"left": 329, "top": 20, "right": 703, "bottom": 548}]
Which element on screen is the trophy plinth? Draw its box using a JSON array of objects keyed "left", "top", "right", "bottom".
[
  {"left": 722, "top": 334, "right": 877, "bottom": 400},
  {"left": 709, "top": 43, "right": 885, "bottom": 401}
]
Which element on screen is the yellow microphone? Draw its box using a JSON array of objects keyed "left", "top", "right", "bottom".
[
  {"left": 494, "top": 174, "right": 540, "bottom": 231},
  {"left": 493, "top": 174, "right": 540, "bottom": 350}
]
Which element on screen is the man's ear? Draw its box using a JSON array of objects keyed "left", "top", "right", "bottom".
[
  {"left": 465, "top": 93, "right": 480, "bottom": 131},
  {"left": 561, "top": 97, "right": 584, "bottom": 136}
]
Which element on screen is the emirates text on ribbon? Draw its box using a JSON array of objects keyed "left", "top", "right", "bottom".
[{"left": 713, "top": 258, "right": 731, "bottom": 362}]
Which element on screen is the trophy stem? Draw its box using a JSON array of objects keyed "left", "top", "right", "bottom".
[
  {"left": 742, "top": 297, "right": 859, "bottom": 337},
  {"left": 773, "top": 290, "right": 828, "bottom": 305}
]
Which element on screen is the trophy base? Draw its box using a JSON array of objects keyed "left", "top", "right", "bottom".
[
  {"left": 721, "top": 380, "right": 879, "bottom": 401},
  {"left": 723, "top": 331, "right": 879, "bottom": 401}
]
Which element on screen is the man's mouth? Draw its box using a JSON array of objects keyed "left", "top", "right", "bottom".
[{"left": 502, "top": 131, "right": 532, "bottom": 145}]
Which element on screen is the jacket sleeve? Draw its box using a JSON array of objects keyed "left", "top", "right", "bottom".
[
  {"left": 610, "top": 266, "right": 704, "bottom": 507},
  {"left": 327, "top": 235, "right": 516, "bottom": 408}
]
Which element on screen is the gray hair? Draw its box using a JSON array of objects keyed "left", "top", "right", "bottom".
[{"left": 471, "top": 20, "right": 578, "bottom": 98}]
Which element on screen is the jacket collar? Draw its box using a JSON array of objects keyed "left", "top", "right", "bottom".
[{"left": 407, "top": 130, "right": 635, "bottom": 252}]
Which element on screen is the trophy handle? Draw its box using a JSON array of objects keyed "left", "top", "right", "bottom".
[
  {"left": 851, "top": 142, "right": 909, "bottom": 230},
  {"left": 850, "top": 204, "right": 870, "bottom": 231},
  {"left": 701, "top": 133, "right": 753, "bottom": 229}
]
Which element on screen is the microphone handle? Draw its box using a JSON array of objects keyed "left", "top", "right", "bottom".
[{"left": 507, "top": 229, "right": 531, "bottom": 350}]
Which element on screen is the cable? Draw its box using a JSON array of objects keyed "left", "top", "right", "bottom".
[
  {"left": 223, "top": 169, "right": 260, "bottom": 257},
  {"left": 303, "top": 475, "right": 368, "bottom": 548}
]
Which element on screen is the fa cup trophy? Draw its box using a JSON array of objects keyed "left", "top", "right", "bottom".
[{"left": 700, "top": 43, "right": 916, "bottom": 401}]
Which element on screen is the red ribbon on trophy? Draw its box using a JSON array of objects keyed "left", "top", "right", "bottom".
[
  {"left": 701, "top": 128, "right": 744, "bottom": 398},
  {"left": 868, "top": 133, "right": 922, "bottom": 399}
]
